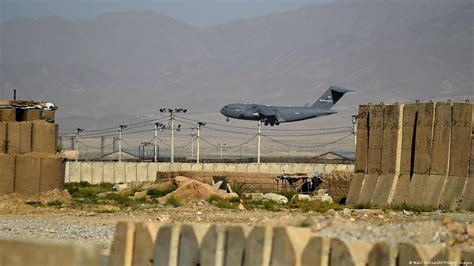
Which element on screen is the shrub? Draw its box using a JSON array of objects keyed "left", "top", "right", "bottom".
[
  {"left": 288, "top": 201, "right": 344, "bottom": 213},
  {"left": 231, "top": 181, "right": 247, "bottom": 195},
  {"left": 165, "top": 196, "right": 182, "bottom": 207},
  {"left": 147, "top": 184, "right": 178, "bottom": 198},
  {"left": 47, "top": 200, "right": 64, "bottom": 207},
  {"left": 353, "top": 203, "right": 372, "bottom": 209},
  {"left": 245, "top": 199, "right": 283, "bottom": 212},
  {"left": 278, "top": 190, "right": 299, "bottom": 201},
  {"left": 207, "top": 195, "right": 239, "bottom": 209},
  {"left": 212, "top": 175, "right": 228, "bottom": 188}
]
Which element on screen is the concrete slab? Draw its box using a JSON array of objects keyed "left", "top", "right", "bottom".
[
  {"left": 449, "top": 103, "right": 472, "bottom": 177},
  {"left": 109, "top": 222, "right": 135, "bottom": 266},
  {"left": 191, "top": 164, "right": 203, "bottom": 171},
  {"left": 136, "top": 163, "right": 149, "bottom": 182},
  {"left": 125, "top": 162, "right": 137, "bottom": 182},
  {"left": 114, "top": 162, "right": 126, "bottom": 183},
  {"left": 400, "top": 104, "right": 419, "bottom": 175},
  {"left": 258, "top": 164, "right": 270, "bottom": 173},
  {"left": 329, "top": 239, "right": 372, "bottom": 266},
  {"left": 91, "top": 163, "right": 104, "bottom": 184},
  {"left": 381, "top": 105, "right": 401, "bottom": 174},
  {"left": 460, "top": 176, "right": 474, "bottom": 211},
  {"left": 439, "top": 176, "right": 468, "bottom": 209},
  {"left": 215, "top": 163, "right": 226, "bottom": 172},
  {"left": 224, "top": 226, "right": 250, "bottom": 266},
  {"left": 177, "top": 225, "right": 206, "bottom": 266},
  {"left": 243, "top": 226, "right": 273, "bottom": 266},
  {"left": 0, "top": 238, "right": 101, "bottom": 266},
  {"left": 147, "top": 163, "right": 158, "bottom": 181},
  {"left": 302, "top": 164, "right": 314, "bottom": 174},
  {"left": 80, "top": 162, "right": 92, "bottom": 183},
  {"left": 132, "top": 222, "right": 160, "bottom": 266},
  {"left": 357, "top": 173, "right": 379, "bottom": 205},
  {"left": 270, "top": 227, "right": 311, "bottom": 266},
  {"left": 269, "top": 164, "right": 281, "bottom": 174},
  {"left": 157, "top": 163, "right": 170, "bottom": 172},
  {"left": 153, "top": 224, "right": 181, "bottom": 266},
  {"left": 430, "top": 103, "right": 452, "bottom": 175},
  {"left": 355, "top": 105, "right": 369, "bottom": 173},
  {"left": 236, "top": 164, "right": 248, "bottom": 172},
  {"left": 346, "top": 173, "right": 365, "bottom": 206},
  {"left": 405, "top": 174, "right": 429, "bottom": 206},
  {"left": 368, "top": 242, "right": 397, "bottom": 266},
  {"left": 419, "top": 174, "right": 446, "bottom": 208},
  {"left": 68, "top": 162, "right": 80, "bottom": 182},
  {"left": 103, "top": 163, "right": 114, "bottom": 183},
  {"left": 398, "top": 243, "right": 442, "bottom": 266},
  {"left": 301, "top": 236, "right": 330, "bottom": 266},
  {"left": 225, "top": 164, "right": 237, "bottom": 172},
  {"left": 203, "top": 163, "right": 215, "bottom": 172},
  {"left": 371, "top": 174, "right": 398, "bottom": 206},
  {"left": 247, "top": 164, "right": 259, "bottom": 173},
  {"left": 391, "top": 174, "right": 411, "bottom": 206},
  {"left": 413, "top": 103, "right": 435, "bottom": 175},
  {"left": 470, "top": 136, "right": 474, "bottom": 177},
  {"left": 367, "top": 105, "right": 384, "bottom": 174}
]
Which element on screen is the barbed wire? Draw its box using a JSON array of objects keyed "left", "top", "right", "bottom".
[{"left": 261, "top": 133, "right": 353, "bottom": 148}]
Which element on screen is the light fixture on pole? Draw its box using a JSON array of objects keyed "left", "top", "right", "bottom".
[
  {"left": 159, "top": 108, "right": 187, "bottom": 163},
  {"left": 74, "top": 128, "right": 84, "bottom": 162}
]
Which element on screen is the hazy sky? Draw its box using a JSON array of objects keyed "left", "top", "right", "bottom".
[{"left": 1, "top": 0, "right": 331, "bottom": 27}]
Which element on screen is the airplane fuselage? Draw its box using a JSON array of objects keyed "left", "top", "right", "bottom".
[{"left": 220, "top": 103, "right": 336, "bottom": 124}]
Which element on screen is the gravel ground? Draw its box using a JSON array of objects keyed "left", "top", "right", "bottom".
[{"left": 1, "top": 208, "right": 473, "bottom": 253}]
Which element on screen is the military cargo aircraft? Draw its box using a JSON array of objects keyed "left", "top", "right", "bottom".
[{"left": 220, "top": 86, "right": 351, "bottom": 126}]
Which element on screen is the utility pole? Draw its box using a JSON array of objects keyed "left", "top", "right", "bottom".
[
  {"left": 257, "top": 120, "right": 262, "bottom": 164},
  {"left": 159, "top": 108, "right": 187, "bottom": 163},
  {"left": 196, "top": 122, "right": 206, "bottom": 164},
  {"left": 118, "top": 125, "right": 127, "bottom": 162},
  {"left": 154, "top": 123, "right": 159, "bottom": 162},
  {"left": 74, "top": 128, "right": 83, "bottom": 162},
  {"left": 100, "top": 136, "right": 105, "bottom": 158},
  {"left": 191, "top": 128, "right": 195, "bottom": 161}
]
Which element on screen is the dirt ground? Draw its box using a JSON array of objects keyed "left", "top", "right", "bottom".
[{"left": 1, "top": 196, "right": 473, "bottom": 255}]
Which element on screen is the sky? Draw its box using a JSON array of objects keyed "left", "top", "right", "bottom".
[{"left": 1, "top": 0, "right": 331, "bottom": 27}]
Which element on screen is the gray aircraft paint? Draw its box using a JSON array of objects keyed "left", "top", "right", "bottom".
[{"left": 220, "top": 86, "right": 351, "bottom": 126}]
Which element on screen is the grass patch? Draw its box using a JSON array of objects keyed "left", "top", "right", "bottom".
[
  {"left": 288, "top": 201, "right": 344, "bottom": 213},
  {"left": 165, "top": 196, "right": 183, "bottom": 207},
  {"left": 245, "top": 199, "right": 283, "bottom": 212},
  {"left": 207, "top": 195, "right": 239, "bottom": 209},
  {"left": 390, "top": 203, "right": 433, "bottom": 213},
  {"left": 146, "top": 184, "right": 178, "bottom": 198},
  {"left": 278, "top": 190, "right": 299, "bottom": 201},
  {"left": 230, "top": 181, "right": 247, "bottom": 195},
  {"left": 46, "top": 200, "right": 64, "bottom": 207}
]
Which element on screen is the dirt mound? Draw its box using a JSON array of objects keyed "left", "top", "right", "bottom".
[{"left": 158, "top": 176, "right": 219, "bottom": 204}]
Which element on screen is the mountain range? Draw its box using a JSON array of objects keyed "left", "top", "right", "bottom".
[{"left": 1, "top": 0, "right": 473, "bottom": 131}]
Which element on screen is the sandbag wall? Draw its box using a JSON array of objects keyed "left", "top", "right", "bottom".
[
  {"left": 347, "top": 102, "right": 474, "bottom": 210},
  {"left": 0, "top": 108, "right": 64, "bottom": 195},
  {"left": 108, "top": 221, "right": 474, "bottom": 266}
]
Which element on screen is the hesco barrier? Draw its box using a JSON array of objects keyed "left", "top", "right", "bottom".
[
  {"left": 107, "top": 221, "right": 474, "bottom": 266},
  {"left": 65, "top": 162, "right": 354, "bottom": 184},
  {"left": 347, "top": 102, "right": 474, "bottom": 210}
]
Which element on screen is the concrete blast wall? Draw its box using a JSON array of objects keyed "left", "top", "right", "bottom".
[
  {"left": 65, "top": 162, "right": 354, "bottom": 184},
  {"left": 347, "top": 102, "right": 474, "bottom": 210},
  {"left": 108, "top": 221, "right": 474, "bottom": 266}
]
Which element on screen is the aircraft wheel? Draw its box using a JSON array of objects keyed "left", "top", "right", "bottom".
[
  {"left": 275, "top": 122, "right": 280, "bottom": 125},
  {"left": 226, "top": 117, "right": 229, "bottom": 122},
  {"left": 264, "top": 122, "right": 269, "bottom": 126}
]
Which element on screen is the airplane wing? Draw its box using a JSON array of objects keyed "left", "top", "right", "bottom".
[{"left": 256, "top": 106, "right": 282, "bottom": 125}]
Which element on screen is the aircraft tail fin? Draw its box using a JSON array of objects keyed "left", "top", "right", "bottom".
[{"left": 311, "top": 86, "right": 352, "bottom": 109}]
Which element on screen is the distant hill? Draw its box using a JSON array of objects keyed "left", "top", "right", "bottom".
[{"left": 1, "top": 0, "right": 472, "bottom": 125}]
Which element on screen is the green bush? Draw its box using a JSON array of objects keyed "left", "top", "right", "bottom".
[
  {"left": 47, "top": 200, "right": 64, "bottom": 207},
  {"left": 147, "top": 184, "right": 178, "bottom": 198},
  {"left": 230, "top": 181, "right": 247, "bottom": 195},
  {"left": 278, "top": 190, "right": 299, "bottom": 201},
  {"left": 165, "top": 196, "right": 182, "bottom": 207},
  {"left": 207, "top": 195, "right": 239, "bottom": 209},
  {"left": 65, "top": 182, "right": 115, "bottom": 204},
  {"left": 212, "top": 175, "right": 228, "bottom": 188},
  {"left": 245, "top": 199, "right": 283, "bottom": 212}
]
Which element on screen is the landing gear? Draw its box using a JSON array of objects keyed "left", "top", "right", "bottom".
[
  {"left": 226, "top": 117, "right": 229, "bottom": 122},
  {"left": 264, "top": 122, "right": 269, "bottom": 126}
]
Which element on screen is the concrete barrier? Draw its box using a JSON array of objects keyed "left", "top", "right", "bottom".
[
  {"left": 0, "top": 238, "right": 101, "bottom": 266},
  {"left": 367, "top": 105, "right": 384, "bottom": 174},
  {"left": 354, "top": 105, "right": 369, "bottom": 173},
  {"left": 65, "top": 162, "right": 354, "bottom": 184},
  {"left": 108, "top": 222, "right": 467, "bottom": 266}
]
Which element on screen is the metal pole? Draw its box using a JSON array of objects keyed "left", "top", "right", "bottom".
[
  {"left": 154, "top": 123, "right": 158, "bottom": 162},
  {"left": 220, "top": 144, "right": 223, "bottom": 160},
  {"left": 352, "top": 115, "right": 359, "bottom": 154},
  {"left": 196, "top": 124, "right": 201, "bottom": 164},
  {"left": 118, "top": 127, "right": 123, "bottom": 162},
  {"left": 257, "top": 120, "right": 261, "bottom": 164},
  {"left": 70, "top": 137, "right": 74, "bottom": 150},
  {"left": 100, "top": 136, "right": 105, "bottom": 158},
  {"left": 191, "top": 128, "right": 194, "bottom": 161},
  {"left": 170, "top": 112, "right": 175, "bottom": 163},
  {"left": 74, "top": 128, "right": 83, "bottom": 162}
]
